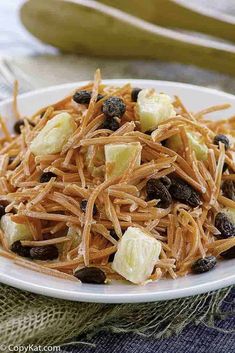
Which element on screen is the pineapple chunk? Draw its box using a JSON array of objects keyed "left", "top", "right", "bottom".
[
  {"left": 30, "top": 112, "right": 77, "bottom": 156},
  {"left": 84, "top": 145, "right": 105, "bottom": 178},
  {"left": 105, "top": 142, "right": 142, "bottom": 179},
  {"left": 112, "top": 227, "right": 161, "bottom": 284},
  {"left": 167, "top": 131, "right": 208, "bottom": 161},
  {"left": 0, "top": 215, "right": 33, "bottom": 246},
  {"left": 137, "top": 89, "right": 176, "bottom": 132},
  {"left": 67, "top": 226, "right": 82, "bottom": 248}
]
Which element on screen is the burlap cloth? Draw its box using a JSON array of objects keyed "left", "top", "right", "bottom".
[
  {"left": 0, "top": 283, "right": 234, "bottom": 348},
  {"left": 0, "top": 55, "right": 234, "bottom": 349}
]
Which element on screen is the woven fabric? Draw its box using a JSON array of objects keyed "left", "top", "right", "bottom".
[
  {"left": 0, "top": 284, "right": 234, "bottom": 348},
  {"left": 64, "top": 315, "right": 235, "bottom": 353}
]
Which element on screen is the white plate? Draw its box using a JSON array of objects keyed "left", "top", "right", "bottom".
[{"left": 0, "top": 79, "right": 235, "bottom": 303}]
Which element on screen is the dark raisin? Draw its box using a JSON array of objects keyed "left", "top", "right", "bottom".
[
  {"left": 222, "top": 180, "right": 235, "bottom": 201},
  {"left": 214, "top": 212, "right": 235, "bottom": 238},
  {"left": 191, "top": 256, "right": 217, "bottom": 274},
  {"left": 187, "top": 192, "right": 201, "bottom": 207},
  {"left": 146, "top": 179, "right": 172, "bottom": 209},
  {"left": 169, "top": 177, "right": 201, "bottom": 207},
  {"left": 73, "top": 90, "right": 103, "bottom": 104},
  {"left": 220, "top": 246, "right": 235, "bottom": 259},
  {"left": 0, "top": 204, "right": 6, "bottom": 219},
  {"left": 223, "top": 162, "right": 229, "bottom": 173},
  {"left": 101, "top": 117, "right": 120, "bottom": 131},
  {"left": 73, "top": 90, "right": 91, "bottom": 104},
  {"left": 14, "top": 120, "right": 25, "bottom": 134},
  {"left": 97, "top": 93, "right": 104, "bottom": 102},
  {"left": 213, "top": 134, "right": 230, "bottom": 150},
  {"left": 160, "top": 176, "right": 171, "bottom": 189},
  {"left": 146, "top": 179, "right": 158, "bottom": 196},
  {"left": 102, "top": 97, "right": 126, "bottom": 118},
  {"left": 131, "top": 88, "right": 142, "bottom": 102},
  {"left": 80, "top": 199, "right": 98, "bottom": 217},
  {"left": 14, "top": 119, "right": 34, "bottom": 134},
  {"left": 40, "top": 172, "right": 57, "bottom": 183},
  {"left": 80, "top": 199, "right": 87, "bottom": 213},
  {"left": 74, "top": 266, "right": 106, "bottom": 284},
  {"left": 11, "top": 240, "right": 31, "bottom": 258},
  {"left": 30, "top": 245, "right": 59, "bottom": 260}
]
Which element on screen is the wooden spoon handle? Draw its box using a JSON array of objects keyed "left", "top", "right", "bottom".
[
  {"left": 100, "top": 0, "right": 235, "bottom": 43},
  {"left": 21, "top": 0, "right": 235, "bottom": 76}
]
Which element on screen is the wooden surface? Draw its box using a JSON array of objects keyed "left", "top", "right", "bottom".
[
  {"left": 20, "top": 0, "right": 235, "bottom": 76},
  {"left": 100, "top": 0, "right": 235, "bottom": 42},
  {"left": 1, "top": 0, "right": 235, "bottom": 95}
]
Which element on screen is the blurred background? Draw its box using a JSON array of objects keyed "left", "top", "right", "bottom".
[{"left": 0, "top": 0, "right": 235, "bottom": 97}]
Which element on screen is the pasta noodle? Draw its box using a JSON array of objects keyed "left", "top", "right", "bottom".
[{"left": 0, "top": 70, "right": 235, "bottom": 284}]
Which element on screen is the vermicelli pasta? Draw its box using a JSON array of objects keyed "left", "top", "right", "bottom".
[{"left": 0, "top": 70, "right": 235, "bottom": 285}]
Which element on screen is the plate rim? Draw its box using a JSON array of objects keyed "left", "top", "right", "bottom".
[
  {"left": 0, "top": 257, "right": 235, "bottom": 303},
  {"left": 1, "top": 78, "right": 235, "bottom": 107},
  {"left": 0, "top": 78, "right": 235, "bottom": 303}
]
